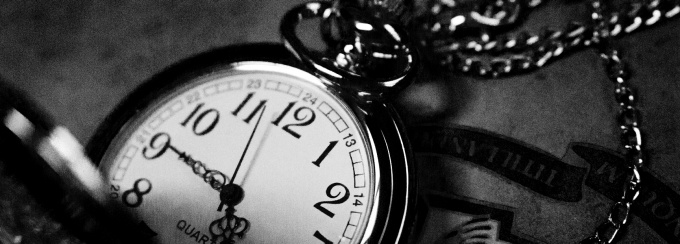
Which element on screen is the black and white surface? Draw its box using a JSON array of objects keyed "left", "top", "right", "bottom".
[{"left": 1, "top": 0, "right": 679, "bottom": 243}]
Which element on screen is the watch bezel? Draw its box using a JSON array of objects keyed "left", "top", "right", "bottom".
[{"left": 86, "top": 43, "right": 416, "bottom": 244}]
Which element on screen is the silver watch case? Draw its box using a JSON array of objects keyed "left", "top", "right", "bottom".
[{"left": 86, "top": 43, "right": 416, "bottom": 243}]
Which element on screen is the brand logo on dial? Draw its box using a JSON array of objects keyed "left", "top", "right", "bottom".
[
  {"left": 409, "top": 125, "right": 680, "bottom": 243},
  {"left": 177, "top": 220, "right": 214, "bottom": 244}
]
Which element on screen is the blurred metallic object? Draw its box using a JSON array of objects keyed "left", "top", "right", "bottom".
[
  {"left": 0, "top": 226, "right": 21, "bottom": 244},
  {"left": 0, "top": 81, "right": 148, "bottom": 244}
]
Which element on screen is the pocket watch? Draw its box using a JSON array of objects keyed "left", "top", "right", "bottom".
[{"left": 86, "top": 2, "right": 418, "bottom": 243}]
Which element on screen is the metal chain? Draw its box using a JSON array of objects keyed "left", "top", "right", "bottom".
[
  {"left": 341, "top": 0, "right": 648, "bottom": 242},
  {"left": 415, "top": 0, "right": 647, "bottom": 241},
  {"left": 580, "top": 0, "right": 644, "bottom": 243},
  {"left": 416, "top": 0, "right": 679, "bottom": 77}
]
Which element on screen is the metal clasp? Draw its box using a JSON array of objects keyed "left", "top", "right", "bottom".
[{"left": 281, "top": 1, "right": 419, "bottom": 101}]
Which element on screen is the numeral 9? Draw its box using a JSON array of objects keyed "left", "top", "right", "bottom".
[{"left": 143, "top": 132, "right": 171, "bottom": 159}]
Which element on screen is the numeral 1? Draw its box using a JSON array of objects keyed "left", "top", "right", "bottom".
[
  {"left": 353, "top": 193, "right": 364, "bottom": 206},
  {"left": 232, "top": 93, "right": 254, "bottom": 116},
  {"left": 243, "top": 100, "right": 266, "bottom": 123},
  {"left": 343, "top": 133, "right": 353, "bottom": 140},
  {"left": 233, "top": 92, "right": 267, "bottom": 124},
  {"left": 312, "top": 141, "right": 338, "bottom": 167},
  {"left": 313, "top": 231, "right": 333, "bottom": 244}
]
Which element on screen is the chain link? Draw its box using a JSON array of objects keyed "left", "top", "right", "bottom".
[
  {"left": 578, "top": 0, "right": 644, "bottom": 242},
  {"left": 416, "top": 0, "right": 679, "bottom": 77}
]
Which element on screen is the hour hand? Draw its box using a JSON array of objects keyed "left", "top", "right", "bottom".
[
  {"left": 141, "top": 132, "right": 229, "bottom": 191},
  {"left": 170, "top": 147, "right": 229, "bottom": 191}
]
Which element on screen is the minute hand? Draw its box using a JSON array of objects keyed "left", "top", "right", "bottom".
[
  {"left": 229, "top": 105, "right": 266, "bottom": 185},
  {"left": 217, "top": 105, "right": 267, "bottom": 212}
]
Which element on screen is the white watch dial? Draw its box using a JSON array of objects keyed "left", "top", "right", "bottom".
[{"left": 98, "top": 62, "right": 375, "bottom": 244}]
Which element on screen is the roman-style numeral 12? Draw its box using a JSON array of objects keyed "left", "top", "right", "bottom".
[{"left": 233, "top": 92, "right": 316, "bottom": 139}]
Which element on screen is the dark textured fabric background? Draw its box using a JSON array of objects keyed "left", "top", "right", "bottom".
[{"left": 0, "top": 0, "right": 679, "bottom": 243}]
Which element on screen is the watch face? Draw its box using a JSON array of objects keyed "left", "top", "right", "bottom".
[{"left": 97, "top": 61, "right": 375, "bottom": 244}]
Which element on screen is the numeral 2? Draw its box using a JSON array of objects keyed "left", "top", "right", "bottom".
[
  {"left": 314, "top": 183, "right": 349, "bottom": 218},
  {"left": 110, "top": 184, "right": 120, "bottom": 199}
]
